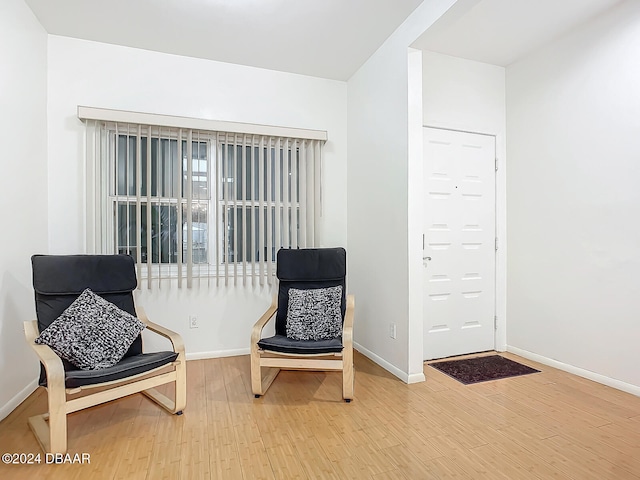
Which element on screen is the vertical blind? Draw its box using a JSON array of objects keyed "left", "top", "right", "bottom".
[{"left": 82, "top": 110, "right": 325, "bottom": 289}]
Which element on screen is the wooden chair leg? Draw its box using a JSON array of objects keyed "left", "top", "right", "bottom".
[
  {"left": 49, "top": 380, "right": 68, "bottom": 453},
  {"left": 251, "top": 346, "right": 263, "bottom": 396},
  {"left": 29, "top": 382, "right": 68, "bottom": 454},
  {"left": 259, "top": 367, "right": 280, "bottom": 397},
  {"left": 251, "top": 348, "right": 280, "bottom": 397},
  {"left": 252, "top": 365, "right": 280, "bottom": 397},
  {"left": 173, "top": 359, "right": 187, "bottom": 413},
  {"left": 50, "top": 380, "right": 68, "bottom": 453},
  {"left": 343, "top": 349, "right": 354, "bottom": 401},
  {"left": 143, "top": 362, "right": 187, "bottom": 414}
]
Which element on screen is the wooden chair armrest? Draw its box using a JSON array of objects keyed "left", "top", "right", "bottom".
[
  {"left": 24, "top": 320, "right": 65, "bottom": 386},
  {"left": 136, "top": 307, "right": 185, "bottom": 356},
  {"left": 251, "top": 296, "right": 278, "bottom": 345},
  {"left": 342, "top": 295, "right": 355, "bottom": 347}
]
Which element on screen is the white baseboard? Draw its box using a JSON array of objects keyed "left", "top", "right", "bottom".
[
  {"left": 186, "top": 348, "right": 250, "bottom": 361},
  {"left": 507, "top": 346, "right": 640, "bottom": 397},
  {"left": 354, "top": 342, "right": 424, "bottom": 384},
  {"left": 0, "top": 379, "right": 38, "bottom": 422},
  {"left": 407, "top": 372, "right": 427, "bottom": 384}
]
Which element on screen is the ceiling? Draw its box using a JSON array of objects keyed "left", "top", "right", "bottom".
[
  {"left": 412, "top": 0, "right": 624, "bottom": 66},
  {"left": 24, "top": 0, "right": 625, "bottom": 80},
  {"left": 23, "top": 0, "right": 423, "bottom": 81}
]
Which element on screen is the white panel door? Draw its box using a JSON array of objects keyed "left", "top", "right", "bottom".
[{"left": 423, "top": 127, "right": 496, "bottom": 360}]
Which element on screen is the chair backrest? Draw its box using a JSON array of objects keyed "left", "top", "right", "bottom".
[
  {"left": 275, "top": 248, "right": 347, "bottom": 336},
  {"left": 31, "top": 254, "right": 142, "bottom": 357}
]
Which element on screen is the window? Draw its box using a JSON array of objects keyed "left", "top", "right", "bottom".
[
  {"left": 82, "top": 108, "right": 325, "bottom": 288},
  {"left": 113, "top": 132, "right": 210, "bottom": 266}
]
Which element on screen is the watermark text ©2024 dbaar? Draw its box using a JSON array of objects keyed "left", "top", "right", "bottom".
[{"left": 2, "top": 452, "right": 91, "bottom": 465}]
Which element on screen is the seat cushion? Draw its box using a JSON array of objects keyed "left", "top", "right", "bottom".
[
  {"left": 35, "top": 288, "right": 146, "bottom": 370},
  {"left": 258, "top": 335, "right": 343, "bottom": 355},
  {"left": 39, "top": 351, "right": 179, "bottom": 389}
]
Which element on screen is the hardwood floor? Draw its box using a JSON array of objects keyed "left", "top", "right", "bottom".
[{"left": 1, "top": 351, "right": 639, "bottom": 479}]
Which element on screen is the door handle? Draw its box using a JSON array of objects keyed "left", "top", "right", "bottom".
[{"left": 423, "top": 256, "right": 431, "bottom": 261}]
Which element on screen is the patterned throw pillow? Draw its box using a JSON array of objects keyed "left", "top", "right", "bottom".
[
  {"left": 285, "top": 286, "right": 343, "bottom": 341},
  {"left": 35, "top": 288, "right": 145, "bottom": 370}
]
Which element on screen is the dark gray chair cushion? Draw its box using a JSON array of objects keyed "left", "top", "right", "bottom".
[
  {"left": 257, "top": 335, "right": 343, "bottom": 355},
  {"left": 31, "top": 254, "right": 178, "bottom": 388},
  {"left": 42, "top": 351, "right": 180, "bottom": 389},
  {"left": 258, "top": 248, "right": 347, "bottom": 355},
  {"left": 275, "top": 248, "right": 346, "bottom": 337},
  {"left": 32, "top": 254, "right": 142, "bottom": 357}
]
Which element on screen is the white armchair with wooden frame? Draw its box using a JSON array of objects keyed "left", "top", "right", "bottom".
[
  {"left": 251, "top": 248, "right": 355, "bottom": 402},
  {"left": 25, "top": 254, "right": 186, "bottom": 454}
]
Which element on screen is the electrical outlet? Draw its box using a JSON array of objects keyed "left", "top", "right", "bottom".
[
  {"left": 189, "top": 316, "right": 198, "bottom": 329},
  {"left": 389, "top": 323, "right": 396, "bottom": 339}
]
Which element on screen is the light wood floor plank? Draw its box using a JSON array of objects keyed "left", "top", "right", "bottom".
[
  {"left": 543, "top": 434, "right": 640, "bottom": 479},
  {"left": 1, "top": 351, "right": 639, "bottom": 479},
  {"left": 538, "top": 423, "right": 640, "bottom": 478}
]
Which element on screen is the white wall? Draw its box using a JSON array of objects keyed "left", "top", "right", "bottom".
[
  {"left": 422, "top": 52, "right": 507, "bottom": 352},
  {"left": 347, "top": 0, "right": 456, "bottom": 381},
  {"left": 422, "top": 52, "right": 505, "bottom": 134},
  {"left": 47, "top": 36, "right": 348, "bottom": 357},
  {"left": 0, "top": 0, "right": 48, "bottom": 420},
  {"left": 506, "top": 0, "right": 640, "bottom": 391}
]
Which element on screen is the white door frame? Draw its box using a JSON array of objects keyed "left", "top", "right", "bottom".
[
  {"left": 407, "top": 118, "right": 507, "bottom": 379},
  {"left": 422, "top": 126, "right": 499, "bottom": 359},
  {"left": 422, "top": 124, "right": 507, "bottom": 356}
]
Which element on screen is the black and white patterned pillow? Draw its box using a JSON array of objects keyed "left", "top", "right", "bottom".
[
  {"left": 285, "top": 286, "right": 343, "bottom": 341},
  {"left": 35, "top": 288, "right": 145, "bottom": 370}
]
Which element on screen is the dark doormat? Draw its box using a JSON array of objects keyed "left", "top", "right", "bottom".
[{"left": 429, "top": 355, "right": 540, "bottom": 385}]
